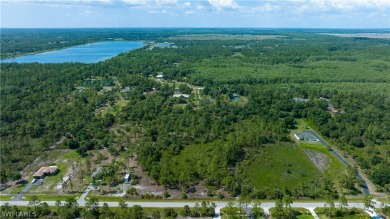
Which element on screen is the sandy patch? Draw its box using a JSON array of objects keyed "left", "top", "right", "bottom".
[{"left": 303, "top": 148, "right": 331, "bottom": 172}]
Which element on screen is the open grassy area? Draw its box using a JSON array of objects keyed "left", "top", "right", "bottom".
[
  {"left": 245, "top": 143, "right": 321, "bottom": 190},
  {"left": 297, "top": 215, "right": 315, "bottom": 219}
]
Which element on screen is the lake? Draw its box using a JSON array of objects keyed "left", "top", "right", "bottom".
[{"left": 1, "top": 41, "right": 144, "bottom": 64}]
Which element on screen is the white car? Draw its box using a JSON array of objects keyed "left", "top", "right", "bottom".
[{"left": 31, "top": 178, "right": 37, "bottom": 184}]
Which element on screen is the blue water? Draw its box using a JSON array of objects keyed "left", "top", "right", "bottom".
[
  {"left": 232, "top": 97, "right": 240, "bottom": 102},
  {"left": 1, "top": 41, "right": 144, "bottom": 64}
]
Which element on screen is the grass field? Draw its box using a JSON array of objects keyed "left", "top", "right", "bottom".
[
  {"left": 297, "top": 215, "right": 315, "bottom": 219},
  {"left": 245, "top": 143, "right": 321, "bottom": 190}
]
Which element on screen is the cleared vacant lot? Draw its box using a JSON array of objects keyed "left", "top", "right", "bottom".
[{"left": 246, "top": 143, "right": 321, "bottom": 190}]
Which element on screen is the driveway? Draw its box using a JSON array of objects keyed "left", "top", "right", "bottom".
[
  {"left": 11, "top": 181, "right": 36, "bottom": 201},
  {"left": 77, "top": 183, "right": 94, "bottom": 205}
]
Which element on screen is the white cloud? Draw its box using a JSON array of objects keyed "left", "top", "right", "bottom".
[
  {"left": 288, "top": 0, "right": 390, "bottom": 11},
  {"left": 185, "top": 10, "right": 195, "bottom": 14},
  {"left": 296, "top": 4, "right": 310, "bottom": 12},
  {"left": 197, "top": 5, "right": 205, "bottom": 10},
  {"left": 122, "top": 0, "right": 147, "bottom": 5},
  {"left": 156, "top": 0, "right": 177, "bottom": 5},
  {"left": 208, "top": 0, "right": 239, "bottom": 9},
  {"left": 184, "top": 1, "right": 191, "bottom": 7},
  {"left": 81, "top": 10, "right": 97, "bottom": 14},
  {"left": 252, "top": 3, "right": 280, "bottom": 12}
]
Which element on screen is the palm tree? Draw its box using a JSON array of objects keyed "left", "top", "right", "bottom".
[
  {"left": 282, "top": 194, "right": 293, "bottom": 211},
  {"left": 28, "top": 195, "right": 40, "bottom": 212}
]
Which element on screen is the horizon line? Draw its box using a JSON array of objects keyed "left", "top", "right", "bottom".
[{"left": 1, "top": 27, "right": 390, "bottom": 30}]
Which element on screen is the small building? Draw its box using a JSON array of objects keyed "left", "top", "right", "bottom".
[
  {"left": 319, "top": 97, "right": 329, "bottom": 101},
  {"left": 293, "top": 97, "right": 309, "bottom": 103},
  {"left": 124, "top": 173, "right": 131, "bottom": 184},
  {"left": 173, "top": 94, "right": 190, "bottom": 98},
  {"left": 294, "top": 132, "right": 318, "bottom": 142},
  {"left": 33, "top": 166, "right": 59, "bottom": 179},
  {"left": 121, "top": 87, "right": 131, "bottom": 93}
]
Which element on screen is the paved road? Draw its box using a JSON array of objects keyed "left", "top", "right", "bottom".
[
  {"left": 1, "top": 199, "right": 383, "bottom": 218},
  {"left": 306, "top": 130, "right": 369, "bottom": 194},
  {"left": 0, "top": 200, "right": 379, "bottom": 209}
]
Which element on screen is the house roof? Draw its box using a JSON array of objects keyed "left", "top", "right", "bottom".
[
  {"left": 33, "top": 166, "right": 58, "bottom": 177},
  {"left": 173, "top": 94, "right": 190, "bottom": 98},
  {"left": 293, "top": 97, "right": 309, "bottom": 103},
  {"left": 295, "top": 132, "right": 318, "bottom": 141}
]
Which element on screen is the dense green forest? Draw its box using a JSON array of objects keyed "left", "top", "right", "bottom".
[{"left": 1, "top": 29, "right": 390, "bottom": 198}]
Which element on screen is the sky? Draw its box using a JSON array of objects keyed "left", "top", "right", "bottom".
[{"left": 1, "top": 0, "right": 389, "bottom": 28}]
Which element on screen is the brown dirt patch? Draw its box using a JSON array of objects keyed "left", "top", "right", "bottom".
[{"left": 303, "top": 148, "right": 331, "bottom": 173}]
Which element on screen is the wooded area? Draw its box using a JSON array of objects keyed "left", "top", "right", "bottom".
[{"left": 1, "top": 29, "right": 389, "bottom": 198}]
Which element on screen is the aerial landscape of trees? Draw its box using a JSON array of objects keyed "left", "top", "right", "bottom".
[{"left": 1, "top": 28, "right": 389, "bottom": 199}]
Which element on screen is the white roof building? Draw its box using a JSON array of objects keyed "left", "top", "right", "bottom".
[{"left": 173, "top": 94, "right": 190, "bottom": 98}]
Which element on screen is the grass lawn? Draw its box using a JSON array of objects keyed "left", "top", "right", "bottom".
[
  {"left": 86, "top": 194, "right": 210, "bottom": 202},
  {"left": 317, "top": 214, "right": 329, "bottom": 219},
  {"left": 297, "top": 215, "right": 315, "bottom": 219},
  {"left": 24, "top": 194, "right": 80, "bottom": 201},
  {"left": 221, "top": 206, "right": 249, "bottom": 219},
  {"left": 246, "top": 143, "right": 321, "bottom": 190},
  {"left": 0, "top": 195, "right": 14, "bottom": 201},
  {"left": 222, "top": 215, "right": 250, "bottom": 219},
  {"left": 98, "top": 98, "right": 130, "bottom": 117},
  {"left": 8, "top": 184, "right": 28, "bottom": 194}
]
